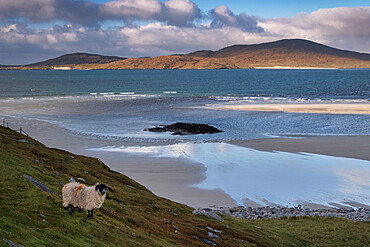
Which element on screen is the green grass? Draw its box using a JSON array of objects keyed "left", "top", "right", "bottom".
[{"left": 0, "top": 126, "right": 368, "bottom": 246}]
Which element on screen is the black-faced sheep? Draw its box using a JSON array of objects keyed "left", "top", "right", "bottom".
[{"left": 62, "top": 182, "right": 107, "bottom": 218}]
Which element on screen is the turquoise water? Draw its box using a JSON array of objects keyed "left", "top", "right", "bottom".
[
  {"left": 1, "top": 69, "right": 369, "bottom": 100},
  {"left": 0, "top": 69, "right": 369, "bottom": 141}
]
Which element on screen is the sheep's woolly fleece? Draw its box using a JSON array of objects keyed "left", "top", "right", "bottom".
[{"left": 62, "top": 182, "right": 106, "bottom": 211}]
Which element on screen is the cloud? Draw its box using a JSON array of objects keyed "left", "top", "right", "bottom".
[
  {"left": 210, "top": 5, "right": 264, "bottom": 33},
  {"left": 160, "top": 0, "right": 201, "bottom": 26},
  {"left": 0, "top": 0, "right": 99, "bottom": 26},
  {"left": 0, "top": 6, "right": 369, "bottom": 64},
  {"left": 0, "top": 0, "right": 200, "bottom": 27},
  {"left": 260, "top": 7, "right": 370, "bottom": 51}
]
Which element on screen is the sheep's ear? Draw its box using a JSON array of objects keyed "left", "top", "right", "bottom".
[{"left": 95, "top": 184, "right": 100, "bottom": 191}]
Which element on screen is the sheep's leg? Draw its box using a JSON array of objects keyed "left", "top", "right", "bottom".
[
  {"left": 87, "top": 210, "right": 91, "bottom": 218},
  {"left": 91, "top": 209, "right": 94, "bottom": 219},
  {"left": 68, "top": 205, "right": 74, "bottom": 215}
]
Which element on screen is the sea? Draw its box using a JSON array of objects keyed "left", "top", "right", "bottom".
[{"left": 1, "top": 69, "right": 369, "bottom": 208}]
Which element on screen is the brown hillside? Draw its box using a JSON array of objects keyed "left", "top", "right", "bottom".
[
  {"left": 187, "top": 39, "right": 370, "bottom": 61},
  {"left": 27, "top": 53, "right": 126, "bottom": 67},
  {"left": 4, "top": 39, "right": 370, "bottom": 70},
  {"left": 82, "top": 39, "right": 370, "bottom": 69}
]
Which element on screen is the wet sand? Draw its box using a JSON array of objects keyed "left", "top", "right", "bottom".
[
  {"left": 212, "top": 103, "right": 370, "bottom": 114},
  {"left": 229, "top": 136, "right": 370, "bottom": 161}
]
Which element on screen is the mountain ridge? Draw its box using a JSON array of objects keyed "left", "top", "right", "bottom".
[
  {"left": 186, "top": 39, "right": 370, "bottom": 61},
  {"left": 3, "top": 39, "right": 370, "bottom": 69},
  {"left": 26, "top": 52, "right": 126, "bottom": 67}
]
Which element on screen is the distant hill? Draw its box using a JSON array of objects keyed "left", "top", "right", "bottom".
[
  {"left": 4, "top": 39, "right": 370, "bottom": 70},
  {"left": 26, "top": 53, "right": 126, "bottom": 67},
  {"left": 186, "top": 39, "right": 370, "bottom": 61},
  {"left": 94, "top": 39, "right": 370, "bottom": 69}
]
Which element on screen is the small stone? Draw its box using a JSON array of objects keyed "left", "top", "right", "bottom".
[
  {"left": 207, "top": 232, "right": 220, "bottom": 238},
  {"left": 2, "top": 238, "right": 25, "bottom": 247},
  {"left": 168, "top": 209, "right": 179, "bottom": 217},
  {"left": 193, "top": 208, "right": 224, "bottom": 222},
  {"left": 54, "top": 170, "right": 60, "bottom": 176},
  {"left": 69, "top": 177, "right": 75, "bottom": 183},
  {"left": 206, "top": 227, "right": 222, "bottom": 233},
  {"left": 77, "top": 178, "right": 86, "bottom": 183}
]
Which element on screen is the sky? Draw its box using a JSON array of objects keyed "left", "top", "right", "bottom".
[{"left": 0, "top": 0, "right": 369, "bottom": 65}]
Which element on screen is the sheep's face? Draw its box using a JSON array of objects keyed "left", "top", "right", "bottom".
[{"left": 96, "top": 184, "right": 107, "bottom": 195}]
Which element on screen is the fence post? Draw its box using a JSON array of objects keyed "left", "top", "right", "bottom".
[
  {"left": 20, "top": 127, "right": 22, "bottom": 134},
  {"left": 6, "top": 122, "right": 8, "bottom": 128},
  {"left": 2, "top": 119, "right": 4, "bottom": 127}
]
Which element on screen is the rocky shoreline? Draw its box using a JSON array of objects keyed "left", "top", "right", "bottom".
[{"left": 194, "top": 206, "right": 370, "bottom": 222}]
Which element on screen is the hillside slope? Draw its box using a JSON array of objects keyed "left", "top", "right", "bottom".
[
  {"left": 83, "top": 39, "right": 370, "bottom": 69},
  {"left": 26, "top": 53, "right": 126, "bottom": 67},
  {"left": 0, "top": 126, "right": 308, "bottom": 246},
  {"left": 1, "top": 126, "right": 369, "bottom": 246},
  {"left": 186, "top": 39, "right": 370, "bottom": 61}
]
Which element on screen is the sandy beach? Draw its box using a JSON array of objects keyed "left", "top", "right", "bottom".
[
  {"left": 3, "top": 117, "right": 238, "bottom": 208},
  {"left": 212, "top": 103, "right": 370, "bottom": 114},
  {"left": 229, "top": 136, "right": 370, "bottom": 161}
]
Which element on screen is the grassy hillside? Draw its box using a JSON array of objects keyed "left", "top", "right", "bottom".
[{"left": 0, "top": 126, "right": 368, "bottom": 246}]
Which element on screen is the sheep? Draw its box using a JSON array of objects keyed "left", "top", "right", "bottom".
[{"left": 62, "top": 182, "right": 107, "bottom": 219}]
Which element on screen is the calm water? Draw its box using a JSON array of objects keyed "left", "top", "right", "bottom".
[
  {"left": 92, "top": 143, "right": 370, "bottom": 207},
  {"left": 1, "top": 69, "right": 369, "bottom": 100}
]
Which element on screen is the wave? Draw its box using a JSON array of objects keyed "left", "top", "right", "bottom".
[
  {"left": 1, "top": 93, "right": 161, "bottom": 103},
  {"left": 209, "top": 95, "right": 370, "bottom": 104}
]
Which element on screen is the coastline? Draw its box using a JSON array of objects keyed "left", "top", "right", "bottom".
[
  {"left": 253, "top": 66, "right": 337, "bottom": 69},
  {"left": 211, "top": 103, "right": 370, "bottom": 114},
  {"left": 2, "top": 116, "right": 369, "bottom": 209},
  {"left": 1, "top": 117, "right": 237, "bottom": 208}
]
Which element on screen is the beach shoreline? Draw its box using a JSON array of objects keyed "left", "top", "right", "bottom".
[
  {"left": 228, "top": 136, "right": 370, "bottom": 161},
  {"left": 210, "top": 103, "right": 370, "bottom": 114},
  {"left": 2, "top": 116, "right": 369, "bottom": 209}
]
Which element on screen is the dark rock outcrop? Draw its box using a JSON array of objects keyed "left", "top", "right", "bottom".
[
  {"left": 145, "top": 122, "right": 223, "bottom": 135},
  {"left": 23, "top": 174, "right": 60, "bottom": 196}
]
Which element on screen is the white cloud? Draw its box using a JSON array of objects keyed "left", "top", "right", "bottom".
[
  {"left": 100, "top": 0, "right": 163, "bottom": 20},
  {"left": 259, "top": 7, "right": 370, "bottom": 51},
  {"left": 210, "top": 5, "right": 263, "bottom": 33}
]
